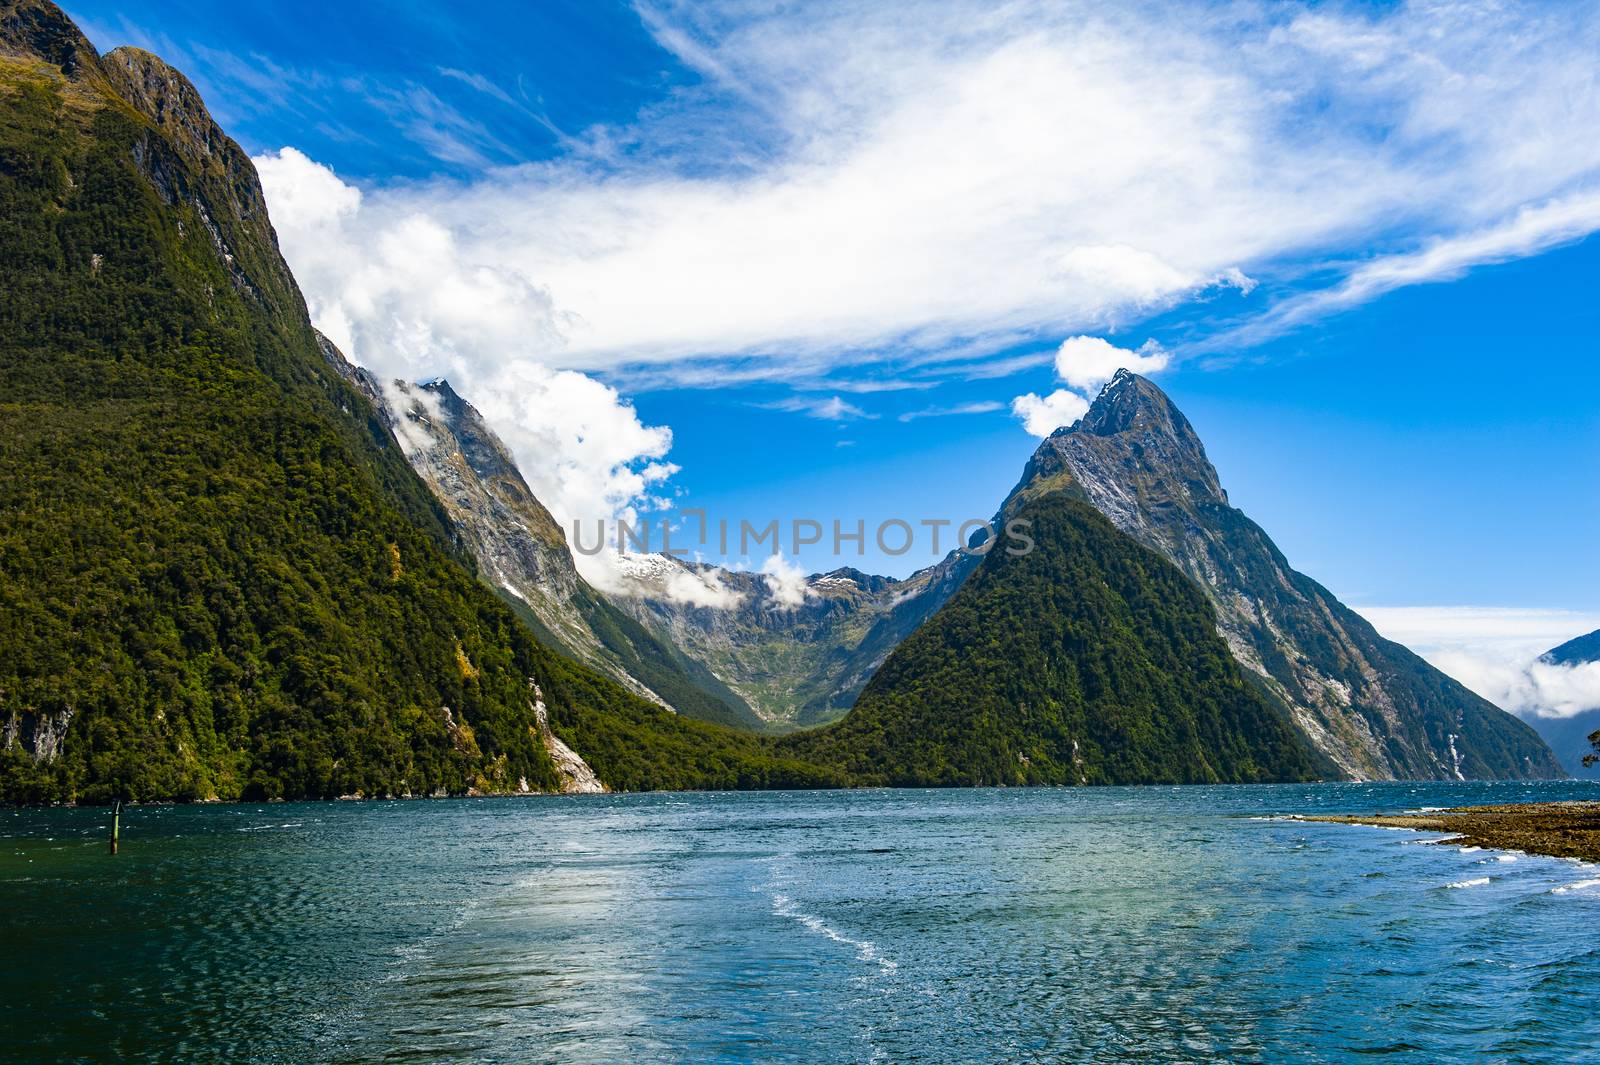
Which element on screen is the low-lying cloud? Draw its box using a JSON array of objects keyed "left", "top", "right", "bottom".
[
  {"left": 1356, "top": 606, "right": 1600, "bottom": 720},
  {"left": 256, "top": 148, "right": 678, "bottom": 591}
]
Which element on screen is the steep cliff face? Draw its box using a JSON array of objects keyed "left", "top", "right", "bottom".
[
  {"left": 605, "top": 551, "right": 973, "bottom": 729},
  {"left": 314, "top": 336, "right": 765, "bottom": 732},
  {"left": 1018, "top": 371, "right": 1562, "bottom": 781},
  {"left": 0, "top": 0, "right": 838, "bottom": 800}
]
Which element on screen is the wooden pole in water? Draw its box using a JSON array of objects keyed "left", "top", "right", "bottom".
[{"left": 109, "top": 800, "right": 120, "bottom": 855}]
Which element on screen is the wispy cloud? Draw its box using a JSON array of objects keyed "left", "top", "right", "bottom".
[
  {"left": 758, "top": 395, "right": 874, "bottom": 421},
  {"left": 437, "top": 66, "right": 568, "bottom": 141},
  {"left": 898, "top": 400, "right": 1003, "bottom": 423},
  {"left": 1198, "top": 191, "right": 1600, "bottom": 354},
  {"left": 436, "top": 66, "right": 519, "bottom": 108},
  {"left": 259, "top": 0, "right": 1600, "bottom": 383}
]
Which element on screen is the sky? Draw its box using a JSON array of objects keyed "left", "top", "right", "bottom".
[{"left": 67, "top": 0, "right": 1600, "bottom": 716}]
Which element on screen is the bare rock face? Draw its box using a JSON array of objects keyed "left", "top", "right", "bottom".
[
  {"left": 316, "top": 339, "right": 627, "bottom": 679},
  {"left": 1017, "top": 370, "right": 1562, "bottom": 781},
  {"left": 0, "top": 0, "right": 101, "bottom": 81},
  {"left": 316, "top": 335, "right": 770, "bottom": 731},
  {"left": 530, "top": 684, "right": 605, "bottom": 794},
  {"left": 1, "top": 707, "right": 73, "bottom": 763}
]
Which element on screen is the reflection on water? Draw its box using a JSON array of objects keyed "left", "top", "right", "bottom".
[{"left": 3, "top": 782, "right": 1598, "bottom": 1063}]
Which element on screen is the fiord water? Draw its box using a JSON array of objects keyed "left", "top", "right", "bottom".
[{"left": 3, "top": 782, "right": 1598, "bottom": 1063}]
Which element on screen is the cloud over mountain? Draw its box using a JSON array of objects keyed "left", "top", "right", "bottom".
[
  {"left": 1011, "top": 336, "right": 1169, "bottom": 437},
  {"left": 256, "top": 0, "right": 1600, "bottom": 380},
  {"left": 1356, "top": 606, "right": 1600, "bottom": 721}
]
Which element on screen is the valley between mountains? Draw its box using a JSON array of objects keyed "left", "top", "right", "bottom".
[{"left": 0, "top": 0, "right": 1564, "bottom": 802}]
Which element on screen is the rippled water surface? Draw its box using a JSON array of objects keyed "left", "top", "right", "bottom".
[{"left": 4, "top": 782, "right": 1599, "bottom": 1063}]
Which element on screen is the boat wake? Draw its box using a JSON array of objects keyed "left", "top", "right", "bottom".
[{"left": 768, "top": 891, "right": 899, "bottom": 975}]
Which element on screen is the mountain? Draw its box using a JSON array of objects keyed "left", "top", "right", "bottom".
[
  {"left": 0, "top": 1, "right": 838, "bottom": 801},
  {"left": 1016, "top": 370, "right": 1561, "bottom": 780},
  {"left": 605, "top": 550, "right": 973, "bottom": 729},
  {"left": 316, "top": 339, "right": 763, "bottom": 731},
  {"left": 783, "top": 492, "right": 1319, "bottom": 785},
  {"left": 1527, "top": 629, "right": 1600, "bottom": 777},
  {"left": 1543, "top": 629, "right": 1600, "bottom": 668}
]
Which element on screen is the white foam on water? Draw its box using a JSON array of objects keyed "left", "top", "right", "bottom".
[
  {"left": 769, "top": 891, "right": 898, "bottom": 974},
  {"left": 1446, "top": 877, "right": 1490, "bottom": 889},
  {"left": 1458, "top": 846, "right": 1483, "bottom": 854},
  {"left": 1551, "top": 878, "right": 1600, "bottom": 895},
  {"left": 236, "top": 822, "right": 305, "bottom": 832}
]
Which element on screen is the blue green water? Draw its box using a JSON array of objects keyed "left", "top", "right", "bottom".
[{"left": 4, "top": 782, "right": 1599, "bottom": 1063}]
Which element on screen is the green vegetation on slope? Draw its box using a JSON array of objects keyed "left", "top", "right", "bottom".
[
  {"left": 0, "top": 13, "right": 835, "bottom": 802},
  {"left": 572, "top": 584, "right": 764, "bottom": 730},
  {"left": 501, "top": 584, "right": 765, "bottom": 732},
  {"left": 784, "top": 494, "right": 1319, "bottom": 786}
]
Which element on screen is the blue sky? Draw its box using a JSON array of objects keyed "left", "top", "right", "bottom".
[{"left": 68, "top": 1, "right": 1600, "bottom": 694}]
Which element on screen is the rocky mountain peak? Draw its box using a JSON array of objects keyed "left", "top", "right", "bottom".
[
  {"left": 0, "top": 1, "right": 100, "bottom": 79},
  {"left": 1065, "top": 370, "right": 1192, "bottom": 441},
  {"left": 1020, "top": 372, "right": 1226, "bottom": 511},
  {"left": 1009, "top": 369, "right": 1561, "bottom": 782}
]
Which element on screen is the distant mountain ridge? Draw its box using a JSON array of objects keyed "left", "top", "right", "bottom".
[
  {"left": 603, "top": 550, "right": 975, "bottom": 729},
  {"left": 1543, "top": 629, "right": 1600, "bottom": 668},
  {"left": 1015, "top": 370, "right": 1561, "bottom": 780},
  {"left": 1528, "top": 628, "right": 1600, "bottom": 777},
  {"left": 351, "top": 356, "right": 1563, "bottom": 781}
]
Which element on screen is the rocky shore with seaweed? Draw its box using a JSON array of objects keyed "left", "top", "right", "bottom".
[{"left": 1297, "top": 801, "right": 1600, "bottom": 863}]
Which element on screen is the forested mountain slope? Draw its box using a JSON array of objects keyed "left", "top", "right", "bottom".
[
  {"left": 784, "top": 494, "right": 1318, "bottom": 786},
  {"left": 0, "top": 1, "right": 836, "bottom": 801}
]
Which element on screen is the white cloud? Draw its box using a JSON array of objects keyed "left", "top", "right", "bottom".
[
  {"left": 1010, "top": 335, "right": 1168, "bottom": 437},
  {"left": 1010, "top": 390, "right": 1090, "bottom": 437},
  {"left": 659, "top": 566, "right": 743, "bottom": 610},
  {"left": 1355, "top": 606, "right": 1600, "bottom": 720},
  {"left": 603, "top": 553, "right": 746, "bottom": 609},
  {"left": 255, "top": 1, "right": 1600, "bottom": 381},
  {"left": 1203, "top": 190, "right": 1600, "bottom": 353},
  {"left": 1429, "top": 654, "right": 1600, "bottom": 722},
  {"left": 760, "top": 554, "right": 816, "bottom": 609},
  {"left": 1052, "top": 336, "right": 1171, "bottom": 393},
  {"left": 256, "top": 147, "right": 675, "bottom": 590}
]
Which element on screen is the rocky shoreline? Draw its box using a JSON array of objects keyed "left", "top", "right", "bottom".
[{"left": 1297, "top": 801, "right": 1600, "bottom": 863}]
